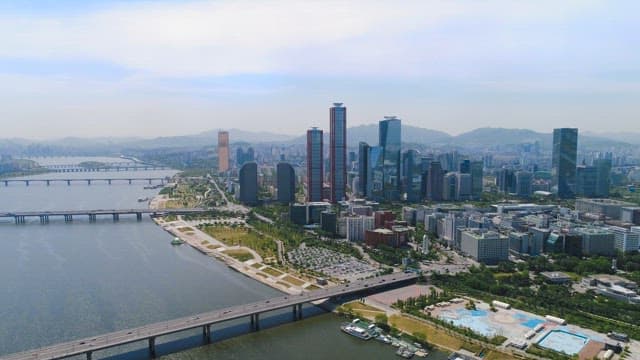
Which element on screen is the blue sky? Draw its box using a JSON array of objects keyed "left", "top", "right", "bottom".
[{"left": 0, "top": 0, "right": 638, "bottom": 139}]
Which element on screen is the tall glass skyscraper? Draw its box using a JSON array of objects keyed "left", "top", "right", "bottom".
[
  {"left": 277, "top": 162, "right": 296, "bottom": 203},
  {"left": 379, "top": 117, "right": 401, "bottom": 201},
  {"left": 402, "top": 149, "right": 422, "bottom": 202},
  {"left": 217, "top": 131, "right": 229, "bottom": 173},
  {"left": 358, "top": 142, "right": 369, "bottom": 197},
  {"left": 306, "top": 127, "right": 323, "bottom": 202},
  {"left": 330, "top": 103, "right": 346, "bottom": 203},
  {"left": 366, "top": 146, "right": 384, "bottom": 200},
  {"left": 552, "top": 128, "right": 578, "bottom": 198}
]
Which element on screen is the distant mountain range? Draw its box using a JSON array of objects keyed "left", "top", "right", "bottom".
[{"left": 1, "top": 126, "right": 636, "bottom": 157}]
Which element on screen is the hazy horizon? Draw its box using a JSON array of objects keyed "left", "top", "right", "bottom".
[{"left": 1, "top": 0, "right": 638, "bottom": 138}]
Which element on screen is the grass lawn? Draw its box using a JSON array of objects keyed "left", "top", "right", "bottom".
[
  {"left": 177, "top": 226, "right": 194, "bottom": 232},
  {"left": 251, "top": 263, "right": 263, "bottom": 269},
  {"left": 224, "top": 249, "right": 254, "bottom": 262},
  {"left": 262, "top": 267, "right": 284, "bottom": 277},
  {"left": 305, "top": 284, "right": 321, "bottom": 291},
  {"left": 200, "top": 226, "right": 277, "bottom": 259},
  {"left": 343, "top": 302, "right": 385, "bottom": 314},
  {"left": 276, "top": 281, "right": 291, "bottom": 288},
  {"left": 206, "top": 244, "right": 220, "bottom": 249},
  {"left": 282, "top": 275, "right": 306, "bottom": 286}
]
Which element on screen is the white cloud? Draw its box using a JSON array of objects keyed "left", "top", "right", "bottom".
[{"left": 0, "top": 0, "right": 609, "bottom": 77}]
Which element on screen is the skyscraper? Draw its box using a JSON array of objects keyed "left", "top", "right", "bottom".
[
  {"left": 515, "top": 171, "right": 533, "bottom": 197},
  {"left": 306, "top": 127, "right": 323, "bottom": 202},
  {"left": 217, "top": 131, "right": 229, "bottom": 172},
  {"left": 402, "top": 149, "right": 422, "bottom": 202},
  {"left": 366, "top": 145, "right": 384, "bottom": 200},
  {"left": 552, "top": 128, "right": 578, "bottom": 198},
  {"left": 330, "top": 103, "right": 347, "bottom": 203},
  {"left": 379, "top": 117, "right": 402, "bottom": 201},
  {"left": 239, "top": 162, "right": 258, "bottom": 205},
  {"left": 426, "top": 161, "right": 443, "bottom": 201},
  {"left": 594, "top": 158, "right": 611, "bottom": 197},
  {"left": 277, "top": 162, "right": 296, "bottom": 203},
  {"left": 358, "top": 142, "right": 369, "bottom": 197},
  {"left": 470, "top": 161, "right": 483, "bottom": 199}
]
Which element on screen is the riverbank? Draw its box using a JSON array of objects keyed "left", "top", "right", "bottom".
[{"left": 153, "top": 216, "right": 324, "bottom": 296}]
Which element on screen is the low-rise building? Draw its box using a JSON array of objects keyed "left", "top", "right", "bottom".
[
  {"left": 540, "top": 271, "right": 572, "bottom": 284},
  {"left": 460, "top": 229, "right": 509, "bottom": 264}
]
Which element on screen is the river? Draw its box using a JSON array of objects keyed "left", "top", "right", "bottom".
[{"left": 0, "top": 157, "right": 447, "bottom": 360}]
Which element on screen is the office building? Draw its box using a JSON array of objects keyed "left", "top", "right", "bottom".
[
  {"left": 306, "top": 127, "right": 323, "bottom": 202},
  {"left": 402, "top": 149, "right": 422, "bottom": 203},
  {"left": 276, "top": 162, "right": 296, "bottom": 204},
  {"left": 575, "top": 198, "right": 635, "bottom": 220},
  {"left": 456, "top": 173, "right": 472, "bottom": 201},
  {"left": 460, "top": 230, "right": 509, "bottom": 265},
  {"left": 358, "top": 142, "right": 369, "bottom": 197},
  {"left": 594, "top": 158, "right": 612, "bottom": 197},
  {"left": 576, "top": 165, "right": 598, "bottom": 197},
  {"left": 236, "top": 147, "right": 255, "bottom": 167},
  {"left": 426, "top": 161, "right": 443, "bottom": 201},
  {"left": 329, "top": 103, "right": 347, "bottom": 203},
  {"left": 497, "top": 168, "right": 516, "bottom": 194},
  {"left": 239, "top": 162, "right": 258, "bottom": 205},
  {"left": 470, "top": 161, "right": 483, "bottom": 199},
  {"left": 442, "top": 173, "right": 458, "bottom": 201},
  {"left": 515, "top": 171, "right": 533, "bottom": 197},
  {"left": 379, "top": 117, "right": 402, "bottom": 201},
  {"left": 217, "top": 131, "right": 230, "bottom": 172},
  {"left": 366, "top": 145, "right": 384, "bottom": 200},
  {"left": 575, "top": 227, "right": 616, "bottom": 256},
  {"left": 552, "top": 128, "right": 578, "bottom": 198},
  {"left": 609, "top": 226, "right": 640, "bottom": 252}
]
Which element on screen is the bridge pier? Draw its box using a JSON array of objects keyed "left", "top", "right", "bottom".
[
  {"left": 46, "top": 180, "right": 50, "bottom": 186},
  {"left": 250, "top": 313, "right": 260, "bottom": 331},
  {"left": 4, "top": 180, "right": 8, "bottom": 186},
  {"left": 39, "top": 215, "right": 49, "bottom": 224},
  {"left": 148, "top": 337, "right": 156, "bottom": 359},
  {"left": 128, "top": 179, "right": 132, "bottom": 185},
  {"left": 148, "top": 179, "right": 152, "bottom": 184},
  {"left": 136, "top": 213, "right": 143, "bottom": 221},
  {"left": 202, "top": 324, "right": 211, "bottom": 344},
  {"left": 64, "top": 215, "right": 73, "bottom": 222},
  {"left": 113, "top": 214, "right": 119, "bottom": 222},
  {"left": 87, "top": 179, "right": 91, "bottom": 185},
  {"left": 89, "top": 214, "right": 97, "bottom": 222},
  {"left": 86, "top": 351, "right": 92, "bottom": 360},
  {"left": 67, "top": 180, "right": 71, "bottom": 186},
  {"left": 297, "top": 304, "right": 303, "bottom": 320},
  {"left": 25, "top": 180, "right": 29, "bottom": 186},
  {"left": 108, "top": 179, "right": 112, "bottom": 185},
  {"left": 15, "top": 215, "right": 25, "bottom": 224}
]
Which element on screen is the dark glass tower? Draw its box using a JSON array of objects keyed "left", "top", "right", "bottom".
[
  {"left": 239, "top": 161, "right": 258, "bottom": 205},
  {"left": 330, "top": 103, "right": 347, "bottom": 203},
  {"left": 358, "top": 142, "right": 369, "bottom": 197},
  {"left": 552, "top": 128, "right": 578, "bottom": 198},
  {"left": 379, "top": 116, "right": 401, "bottom": 202},
  {"left": 402, "top": 149, "right": 422, "bottom": 203},
  {"left": 306, "top": 127, "right": 323, "bottom": 202},
  {"left": 277, "top": 162, "right": 296, "bottom": 203}
]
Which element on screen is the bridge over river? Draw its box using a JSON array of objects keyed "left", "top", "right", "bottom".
[
  {"left": 0, "top": 272, "right": 418, "bottom": 360},
  {"left": 0, "top": 208, "right": 210, "bottom": 224},
  {"left": 2, "top": 177, "right": 168, "bottom": 187}
]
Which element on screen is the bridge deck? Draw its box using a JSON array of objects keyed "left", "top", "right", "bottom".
[
  {"left": 0, "top": 208, "right": 209, "bottom": 217},
  {"left": 0, "top": 273, "right": 417, "bottom": 360}
]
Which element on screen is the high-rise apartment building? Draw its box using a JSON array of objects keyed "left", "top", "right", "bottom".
[
  {"left": 217, "top": 131, "right": 229, "bottom": 172},
  {"left": 552, "top": 128, "right": 578, "bottom": 198},
  {"left": 330, "top": 103, "right": 347, "bottom": 203},
  {"left": 306, "top": 127, "right": 323, "bottom": 202},
  {"left": 276, "top": 162, "right": 296, "bottom": 203},
  {"left": 379, "top": 117, "right": 402, "bottom": 201}
]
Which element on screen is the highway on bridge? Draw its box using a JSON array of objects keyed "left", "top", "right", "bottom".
[{"left": 0, "top": 272, "right": 418, "bottom": 360}]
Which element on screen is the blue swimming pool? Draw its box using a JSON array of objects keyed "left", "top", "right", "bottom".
[
  {"left": 513, "top": 312, "right": 545, "bottom": 329},
  {"left": 438, "top": 309, "right": 496, "bottom": 337},
  {"left": 538, "top": 330, "right": 589, "bottom": 355}
]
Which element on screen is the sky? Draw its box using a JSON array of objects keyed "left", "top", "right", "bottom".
[{"left": 0, "top": 0, "right": 638, "bottom": 139}]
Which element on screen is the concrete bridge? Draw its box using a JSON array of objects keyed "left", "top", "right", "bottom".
[
  {"left": 0, "top": 272, "right": 417, "bottom": 360},
  {"left": 0, "top": 208, "right": 209, "bottom": 224},
  {"left": 2, "top": 178, "right": 168, "bottom": 187},
  {"left": 45, "top": 165, "right": 168, "bottom": 173}
]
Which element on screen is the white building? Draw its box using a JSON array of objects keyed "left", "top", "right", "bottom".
[
  {"left": 609, "top": 226, "right": 640, "bottom": 252},
  {"left": 339, "top": 215, "right": 375, "bottom": 242},
  {"left": 460, "top": 229, "right": 509, "bottom": 264}
]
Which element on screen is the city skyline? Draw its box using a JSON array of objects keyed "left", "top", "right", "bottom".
[{"left": 1, "top": 0, "right": 639, "bottom": 138}]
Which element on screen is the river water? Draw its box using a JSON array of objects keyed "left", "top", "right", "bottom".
[{"left": 0, "top": 158, "right": 447, "bottom": 360}]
